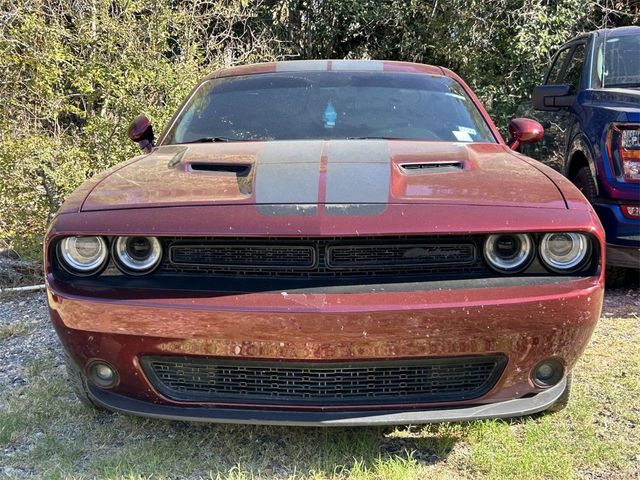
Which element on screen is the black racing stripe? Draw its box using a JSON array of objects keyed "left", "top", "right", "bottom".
[
  {"left": 256, "top": 204, "right": 318, "bottom": 216},
  {"left": 275, "top": 60, "right": 328, "bottom": 72},
  {"left": 324, "top": 204, "right": 387, "bottom": 216},
  {"left": 255, "top": 142, "right": 322, "bottom": 205},
  {"left": 331, "top": 60, "right": 384, "bottom": 72},
  {"left": 325, "top": 140, "right": 391, "bottom": 206}
]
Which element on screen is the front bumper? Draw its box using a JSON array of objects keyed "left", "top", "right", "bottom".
[
  {"left": 594, "top": 202, "right": 640, "bottom": 268},
  {"left": 48, "top": 274, "right": 602, "bottom": 424},
  {"left": 87, "top": 377, "right": 568, "bottom": 426}
]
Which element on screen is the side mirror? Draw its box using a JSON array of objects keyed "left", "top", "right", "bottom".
[
  {"left": 532, "top": 84, "right": 575, "bottom": 111},
  {"left": 127, "top": 114, "right": 155, "bottom": 153},
  {"left": 507, "top": 118, "right": 544, "bottom": 151}
]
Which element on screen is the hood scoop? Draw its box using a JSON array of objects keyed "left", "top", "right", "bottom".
[
  {"left": 187, "top": 163, "right": 252, "bottom": 176},
  {"left": 399, "top": 160, "right": 464, "bottom": 174}
]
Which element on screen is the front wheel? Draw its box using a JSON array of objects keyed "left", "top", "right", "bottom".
[
  {"left": 605, "top": 265, "right": 632, "bottom": 289},
  {"left": 572, "top": 166, "right": 597, "bottom": 202}
]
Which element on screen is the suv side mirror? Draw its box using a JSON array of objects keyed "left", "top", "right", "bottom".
[
  {"left": 507, "top": 118, "right": 544, "bottom": 151},
  {"left": 532, "top": 84, "right": 575, "bottom": 111},
  {"left": 127, "top": 114, "right": 155, "bottom": 153}
]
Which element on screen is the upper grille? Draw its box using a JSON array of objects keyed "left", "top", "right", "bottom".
[
  {"left": 141, "top": 355, "right": 506, "bottom": 406},
  {"left": 170, "top": 244, "right": 316, "bottom": 269},
  {"left": 327, "top": 243, "right": 475, "bottom": 268},
  {"left": 158, "top": 236, "right": 485, "bottom": 278}
]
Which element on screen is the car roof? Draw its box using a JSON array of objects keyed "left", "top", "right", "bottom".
[
  {"left": 594, "top": 25, "right": 640, "bottom": 37},
  {"left": 204, "top": 60, "right": 446, "bottom": 80},
  {"left": 562, "top": 25, "right": 640, "bottom": 46}
]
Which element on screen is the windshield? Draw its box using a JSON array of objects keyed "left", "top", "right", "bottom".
[
  {"left": 163, "top": 72, "right": 496, "bottom": 144},
  {"left": 594, "top": 33, "right": 640, "bottom": 88}
]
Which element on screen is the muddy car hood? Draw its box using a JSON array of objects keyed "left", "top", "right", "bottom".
[{"left": 80, "top": 140, "right": 566, "bottom": 211}]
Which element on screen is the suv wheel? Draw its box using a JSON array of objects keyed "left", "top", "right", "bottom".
[
  {"left": 572, "top": 166, "right": 597, "bottom": 202},
  {"left": 605, "top": 266, "right": 630, "bottom": 289}
]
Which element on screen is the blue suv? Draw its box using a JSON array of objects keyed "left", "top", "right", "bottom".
[{"left": 530, "top": 26, "right": 640, "bottom": 285}]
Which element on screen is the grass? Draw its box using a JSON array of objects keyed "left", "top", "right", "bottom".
[
  {"left": 0, "top": 323, "right": 31, "bottom": 340},
  {"left": 1, "top": 314, "right": 639, "bottom": 479}
]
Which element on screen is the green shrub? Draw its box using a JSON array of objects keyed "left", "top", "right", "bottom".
[{"left": 0, "top": 0, "right": 638, "bottom": 259}]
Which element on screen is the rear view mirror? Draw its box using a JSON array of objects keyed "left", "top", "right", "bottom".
[
  {"left": 532, "top": 85, "right": 575, "bottom": 111},
  {"left": 127, "top": 114, "right": 155, "bottom": 153},
  {"left": 507, "top": 118, "right": 544, "bottom": 151}
]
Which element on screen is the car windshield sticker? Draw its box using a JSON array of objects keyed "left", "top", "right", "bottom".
[
  {"left": 458, "top": 126, "right": 477, "bottom": 135},
  {"left": 453, "top": 130, "right": 473, "bottom": 142},
  {"left": 323, "top": 101, "right": 337, "bottom": 128}
]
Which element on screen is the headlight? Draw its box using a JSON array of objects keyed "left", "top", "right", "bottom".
[
  {"left": 58, "top": 236, "right": 108, "bottom": 275},
  {"left": 483, "top": 233, "right": 534, "bottom": 273},
  {"left": 539, "top": 233, "right": 590, "bottom": 272},
  {"left": 113, "top": 236, "right": 162, "bottom": 275}
]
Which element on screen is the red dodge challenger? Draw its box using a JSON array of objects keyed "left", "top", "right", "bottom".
[{"left": 45, "top": 60, "right": 604, "bottom": 426}]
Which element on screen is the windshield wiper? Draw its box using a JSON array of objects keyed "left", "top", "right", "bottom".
[
  {"left": 181, "top": 136, "right": 241, "bottom": 144},
  {"left": 346, "top": 136, "right": 414, "bottom": 140}
]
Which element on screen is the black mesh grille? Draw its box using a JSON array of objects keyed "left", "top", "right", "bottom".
[
  {"left": 327, "top": 243, "right": 475, "bottom": 268},
  {"left": 158, "top": 236, "right": 486, "bottom": 278},
  {"left": 141, "top": 356, "right": 506, "bottom": 405},
  {"left": 171, "top": 244, "right": 316, "bottom": 269}
]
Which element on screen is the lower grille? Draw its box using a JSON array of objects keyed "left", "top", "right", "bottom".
[{"left": 141, "top": 356, "right": 506, "bottom": 406}]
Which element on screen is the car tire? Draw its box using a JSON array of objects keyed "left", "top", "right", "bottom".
[
  {"left": 572, "top": 166, "right": 632, "bottom": 288},
  {"left": 572, "top": 165, "right": 597, "bottom": 202},
  {"left": 546, "top": 372, "right": 572, "bottom": 413},
  {"left": 64, "top": 353, "right": 102, "bottom": 410},
  {"left": 605, "top": 266, "right": 631, "bottom": 288}
]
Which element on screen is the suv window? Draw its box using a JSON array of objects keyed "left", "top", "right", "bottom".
[
  {"left": 546, "top": 48, "right": 571, "bottom": 84},
  {"left": 592, "top": 34, "right": 640, "bottom": 88},
  {"left": 563, "top": 43, "right": 586, "bottom": 91}
]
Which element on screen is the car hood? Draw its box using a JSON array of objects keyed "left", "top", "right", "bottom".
[
  {"left": 588, "top": 88, "right": 640, "bottom": 121},
  {"left": 81, "top": 140, "right": 566, "bottom": 211}
]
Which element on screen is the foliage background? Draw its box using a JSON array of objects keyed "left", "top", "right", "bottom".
[{"left": 0, "top": 0, "right": 638, "bottom": 258}]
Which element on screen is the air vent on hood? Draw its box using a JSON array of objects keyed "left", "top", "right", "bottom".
[
  {"left": 188, "top": 163, "right": 251, "bottom": 176},
  {"left": 399, "top": 161, "right": 464, "bottom": 173}
]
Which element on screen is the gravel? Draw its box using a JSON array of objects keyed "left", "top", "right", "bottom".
[
  {"left": 0, "top": 292, "right": 62, "bottom": 402},
  {"left": 601, "top": 284, "right": 640, "bottom": 318},
  {"left": 0, "top": 281, "right": 637, "bottom": 478},
  {"left": 0, "top": 256, "right": 42, "bottom": 290}
]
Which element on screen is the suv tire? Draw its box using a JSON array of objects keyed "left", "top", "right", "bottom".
[{"left": 572, "top": 166, "right": 630, "bottom": 288}]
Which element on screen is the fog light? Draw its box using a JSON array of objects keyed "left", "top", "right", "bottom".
[
  {"left": 88, "top": 361, "right": 118, "bottom": 388},
  {"left": 532, "top": 359, "right": 564, "bottom": 388},
  {"left": 537, "top": 363, "right": 554, "bottom": 380}
]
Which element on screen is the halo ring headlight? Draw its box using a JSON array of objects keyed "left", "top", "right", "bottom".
[
  {"left": 58, "top": 236, "right": 108, "bottom": 275},
  {"left": 539, "top": 232, "right": 590, "bottom": 272},
  {"left": 113, "top": 236, "right": 162, "bottom": 275},
  {"left": 483, "top": 233, "right": 534, "bottom": 273}
]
